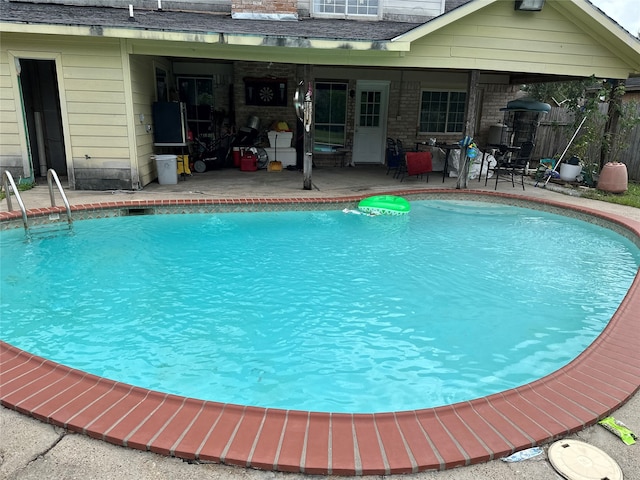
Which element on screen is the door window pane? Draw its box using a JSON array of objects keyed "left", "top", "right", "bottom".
[{"left": 359, "top": 90, "right": 381, "bottom": 127}]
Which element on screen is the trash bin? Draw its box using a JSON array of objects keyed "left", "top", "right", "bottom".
[{"left": 155, "top": 154, "right": 178, "bottom": 185}]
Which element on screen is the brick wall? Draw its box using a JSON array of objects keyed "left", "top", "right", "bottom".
[
  {"left": 232, "top": 0, "right": 298, "bottom": 19},
  {"left": 224, "top": 63, "right": 526, "bottom": 167},
  {"left": 388, "top": 82, "right": 524, "bottom": 149},
  {"left": 477, "top": 84, "right": 525, "bottom": 146},
  {"left": 233, "top": 61, "right": 299, "bottom": 145}
]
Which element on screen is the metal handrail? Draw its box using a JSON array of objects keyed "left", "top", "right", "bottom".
[
  {"left": 1, "top": 170, "right": 28, "bottom": 231},
  {"left": 47, "top": 169, "right": 72, "bottom": 226}
]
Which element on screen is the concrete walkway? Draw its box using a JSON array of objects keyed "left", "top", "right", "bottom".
[{"left": 1, "top": 166, "right": 639, "bottom": 479}]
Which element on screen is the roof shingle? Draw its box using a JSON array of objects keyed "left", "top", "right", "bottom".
[{"left": 0, "top": 1, "right": 423, "bottom": 42}]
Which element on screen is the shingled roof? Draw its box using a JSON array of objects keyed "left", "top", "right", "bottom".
[{"left": 0, "top": 0, "right": 428, "bottom": 42}]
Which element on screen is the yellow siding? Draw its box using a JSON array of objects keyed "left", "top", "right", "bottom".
[
  {"left": 405, "top": 2, "right": 632, "bottom": 77},
  {"left": 0, "top": 48, "right": 22, "bottom": 165},
  {"left": 62, "top": 55, "right": 124, "bottom": 69},
  {"left": 64, "top": 78, "right": 125, "bottom": 93},
  {"left": 0, "top": 33, "right": 133, "bottom": 182},
  {"left": 70, "top": 146, "right": 130, "bottom": 159},
  {"left": 63, "top": 66, "right": 124, "bottom": 81},
  {"left": 72, "top": 134, "right": 130, "bottom": 147},
  {"left": 66, "top": 102, "right": 126, "bottom": 114},
  {"left": 65, "top": 91, "right": 126, "bottom": 103},
  {"left": 67, "top": 113, "right": 127, "bottom": 126}
]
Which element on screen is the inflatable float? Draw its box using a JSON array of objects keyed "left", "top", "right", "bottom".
[{"left": 357, "top": 195, "right": 410, "bottom": 215}]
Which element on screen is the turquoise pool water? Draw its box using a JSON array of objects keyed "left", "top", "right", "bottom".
[{"left": 1, "top": 200, "right": 639, "bottom": 413}]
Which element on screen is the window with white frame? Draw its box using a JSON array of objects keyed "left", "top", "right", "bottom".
[
  {"left": 313, "top": 0, "right": 379, "bottom": 16},
  {"left": 419, "top": 90, "right": 467, "bottom": 133},
  {"left": 314, "top": 81, "right": 348, "bottom": 152}
]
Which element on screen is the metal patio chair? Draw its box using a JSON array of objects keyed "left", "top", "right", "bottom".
[
  {"left": 493, "top": 141, "right": 534, "bottom": 190},
  {"left": 386, "top": 138, "right": 403, "bottom": 176}
]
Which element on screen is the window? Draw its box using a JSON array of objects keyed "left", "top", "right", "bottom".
[
  {"left": 419, "top": 91, "right": 467, "bottom": 133},
  {"left": 314, "top": 82, "right": 347, "bottom": 152},
  {"left": 177, "top": 76, "right": 214, "bottom": 139},
  {"left": 359, "top": 90, "right": 381, "bottom": 127},
  {"left": 314, "top": 0, "right": 379, "bottom": 16}
]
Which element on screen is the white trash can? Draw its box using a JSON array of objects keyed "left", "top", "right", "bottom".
[{"left": 154, "top": 154, "right": 178, "bottom": 185}]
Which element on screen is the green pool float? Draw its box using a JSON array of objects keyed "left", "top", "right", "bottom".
[{"left": 358, "top": 195, "right": 410, "bottom": 216}]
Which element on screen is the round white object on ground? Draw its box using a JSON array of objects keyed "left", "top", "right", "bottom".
[{"left": 548, "top": 439, "right": 623, "bottom": 480}]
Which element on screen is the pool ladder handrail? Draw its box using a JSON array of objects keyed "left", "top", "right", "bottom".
[
  {"left": 47, "top": 168, "right": 72, "bottom": 227},
  {"left": 2, "top": 170, "right": 29, "bottom": 230}
]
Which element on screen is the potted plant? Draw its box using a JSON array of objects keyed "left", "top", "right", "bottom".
[{"left": 559, "top": 155, "right": 582, "bottom": 182}]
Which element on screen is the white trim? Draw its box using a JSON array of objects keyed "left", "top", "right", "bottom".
[{"left": 7, "top": 50, "right": 73, "bottom": 184}]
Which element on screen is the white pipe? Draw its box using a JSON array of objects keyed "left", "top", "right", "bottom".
[{"left": 34, "top": 111, "right": 47, "bottom": 175}]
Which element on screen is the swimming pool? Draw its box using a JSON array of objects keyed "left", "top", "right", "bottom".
[
  {"left": 1, "top": 198, "right": 639, "bottom": 413},
  {"left": 0, "top": 191, "right": 640, "bottom": 475}
]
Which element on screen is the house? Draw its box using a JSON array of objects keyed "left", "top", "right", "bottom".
[
  {"left": 1, "top": 0, "right": 639, "bottom": 190},
  {"left": 623, "top": 76, "right": 640, "bottom": 102}
]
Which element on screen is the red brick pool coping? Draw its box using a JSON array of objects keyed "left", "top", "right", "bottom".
[{"left": 1, "top": 190, "right": 639, "bottom": 475}]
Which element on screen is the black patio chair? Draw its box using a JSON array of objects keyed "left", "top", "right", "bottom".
[
  {"left": 386, "top": 138, "right": 402, "bottom": 176},
  {"left": 394, "top": 138, "right": 407, "bottom": 179},
  {"left": 493, "top": 141, "right": 534, "bottom": 190}
]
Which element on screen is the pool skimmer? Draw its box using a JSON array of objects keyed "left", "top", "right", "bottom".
[{"left": 548, "top": 439, "right": 622, "bottom": 480}]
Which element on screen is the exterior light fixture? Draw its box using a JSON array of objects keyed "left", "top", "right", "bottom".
[{"left": 514, "top": 0, "right": 545, "bottom": 11}]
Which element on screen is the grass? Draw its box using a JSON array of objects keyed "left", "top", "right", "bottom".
[
  {"left": 581, "top": 181, "right": 640, "bottom": 208},
  {"left": 0, "top": 180, "right": 34, "bottom": 201}
]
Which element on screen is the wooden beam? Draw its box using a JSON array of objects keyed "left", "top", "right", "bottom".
[{"left": 457, "top": 69, "right": 480, "bottom": 189}]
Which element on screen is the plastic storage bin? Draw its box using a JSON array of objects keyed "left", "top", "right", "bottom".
[
  {"left": 267, "top": 131, "right": 293, "bottom": 148},
  {"left": 264, "top": 147, "right": 297, "bottom": 167},
  {"left": 155, "top": 155, "right": 178, "bottom": 184}
]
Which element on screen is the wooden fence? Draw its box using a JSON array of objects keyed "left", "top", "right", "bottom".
[{"left": 532, "top": 103, "right": 640, "bottom": 181}]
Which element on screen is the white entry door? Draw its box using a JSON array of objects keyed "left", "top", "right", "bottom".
[{"left": 351, "top": 81, "right": 389, "bottom": 164}]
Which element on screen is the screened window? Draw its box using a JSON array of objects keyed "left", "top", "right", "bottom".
[
  {"left": 419, "top": 91, "right": 467, "bottom": 133},
  {"left": 314, "top": 0, "right": 379, "bottom": 16},
  {"left": 314, "top": 82, "right": 347, "bottom": 152}
]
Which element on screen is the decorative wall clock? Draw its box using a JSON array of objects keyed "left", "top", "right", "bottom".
[{"left": 244, "top": 77, "right": 287, "bottom": 106}]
